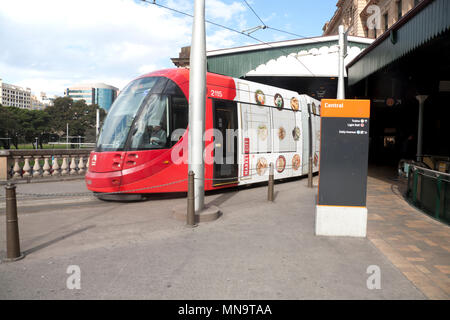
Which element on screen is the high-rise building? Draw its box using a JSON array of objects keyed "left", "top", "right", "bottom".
[
  {"left": 323, "top": 0, "right": 424, "bottom": 39},
  {"left": 0, "top": 79, "right": 32, "bottom": 109},
  {"left": 65, "top": 83, "right": 118, "bottom": 112}
]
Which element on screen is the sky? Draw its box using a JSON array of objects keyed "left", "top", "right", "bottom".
[{"left": 0, "top": 0, "right": 338, "bottom": 97}]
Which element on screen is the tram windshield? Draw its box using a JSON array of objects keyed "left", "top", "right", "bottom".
[
  {"left": 97, "top": 77, "right": 159, "bottom": 150},
  {"left": 96, "top": 76, "right": 188, "bottom": 151}
]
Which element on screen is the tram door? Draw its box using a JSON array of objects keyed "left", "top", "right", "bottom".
[{"left": 212, "top": 100, "right": 238, "bottom": 186}]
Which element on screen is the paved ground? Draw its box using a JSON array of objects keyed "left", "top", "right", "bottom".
[
  {"left": 0, "top": 168, "right": 447, "bottom": 299},
  {"left": 366, "top": 166, "right": 450, "bottom": 300}
]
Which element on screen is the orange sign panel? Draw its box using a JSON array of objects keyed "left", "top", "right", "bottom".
[{"left": 321, "top": 99, "right": 370, "bottom": 118}]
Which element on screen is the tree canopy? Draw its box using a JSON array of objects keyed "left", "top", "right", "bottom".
[{"left": 0, "top": 98, "right": 106, "bottom": 149}]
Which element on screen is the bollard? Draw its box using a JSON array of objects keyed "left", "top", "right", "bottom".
[
  {"left": 4, "top": 183, "right": 24, "bottom": 262},
  {"left": 268, "top": 163, "right": 274, "bottom": 202},
  {"left": 308, "top": 156, "right": 313, "bottom": 188},
  {"left": 187, "top": 171, "right": 196, "bottom": 227}
]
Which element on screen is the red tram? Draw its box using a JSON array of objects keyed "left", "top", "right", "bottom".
[{"left": 85, "top": 68, "right": 321, "bottom": 198}]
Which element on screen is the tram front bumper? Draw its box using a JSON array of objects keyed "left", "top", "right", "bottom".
[{"left": 85, "top": 169, "right": 122, "bottom": 193}]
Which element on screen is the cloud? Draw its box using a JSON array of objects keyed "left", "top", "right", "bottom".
[
  {"left": 207, "top": 29, "right": 240, "bottom": 51},
  {"left": 206, "top": 0, "right": 246, "bottom": 22},
  {"left": 0, "top": 0, "right": 253, "bottom": 97},
  {"left": 137, "top": 64, "right": 158, "bottom": 75}
]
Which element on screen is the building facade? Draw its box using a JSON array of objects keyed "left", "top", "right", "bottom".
[
  {"left": 31, "top": 95, "right": 45, "bottom": 110},
  {"left": 0, "top": 79, "right": 32, "bottom": 109},
  {"left": 65, "top": 83, "right": 118, "bottom": 112},
  {"left": 30, "top": 92, "right": 54, "bottom": 110},
  {"left": 347, "top": 0, "right": 450, "bottom": 166},
  {"left": 323, "top": 0, "right": 425, "bottom": 39},
  {"left": 171, "top": 46, "right": 191, "bottom": 68}
]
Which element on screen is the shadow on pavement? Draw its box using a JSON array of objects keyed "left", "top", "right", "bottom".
[
  {"left": 206, "top": 188, "right": 239, "bottom": 207},
  {"left": 23, "top": 225, "right": 95, "bottom": 256}
]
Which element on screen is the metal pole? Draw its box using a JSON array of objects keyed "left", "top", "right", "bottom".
[
  {"left": 268, "top": 163, "right": 274, "bottom": 201},
  {"left": 308, "top": 156, "right": 313, "bottom": 188},
  {"left": 416, "top": 95, "right": 427, "bottom": 162},
  {"left": 188, "top": 0, "right": 206, "bottom": 212},
  {"left": 337, "top": 25, "right": 346, "bottom": 99},
  {"left": 187, "top": 171, "right": 196, "bottom": 226},
  {"left": 308, "top": 104, "right": 313, "bottom": 188},
  {"left": 66, "top": 123, "right": 69, "bottom": 149},
  {"left": 5, "top": 183, "right": 24, "bottom": 261},
  {"left": 96, "top": 108, "right": 100, "bottom": 141}
]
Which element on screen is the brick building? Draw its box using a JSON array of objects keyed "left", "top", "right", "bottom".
[{"left": 323, "top": 0, "right": 425, "bottom": 39}]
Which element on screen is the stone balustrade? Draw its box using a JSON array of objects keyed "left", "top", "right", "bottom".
[{"left": 0, "top": 149, "right": 93, "bottom": 181}]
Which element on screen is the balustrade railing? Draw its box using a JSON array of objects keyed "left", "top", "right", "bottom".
[
  {"left": 0, "top": 149, "right": 93, "bottom": 181},
  {"left": 405, "top": 163, "right": 450, "bottom": 225}
]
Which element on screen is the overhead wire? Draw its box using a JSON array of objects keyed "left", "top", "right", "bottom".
[
  {"left": 241, "top": 1, "right": 306, "bottom": 38},
  {"left": 266, "top": 26, "right": 306, "bottom": 39},
  {"left": 140, "top": 0, "right": 316, "bottom": 77},
  {"left": 242, "top": 0, "right": 266, "bottom": 27}
]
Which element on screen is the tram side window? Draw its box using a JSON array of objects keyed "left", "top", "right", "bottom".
[
  {"left": 170, "top": 96, "right": 188, "bottom": 145},
  {"left": 128, "top": 92, "right": 188, "bottom": 150}
]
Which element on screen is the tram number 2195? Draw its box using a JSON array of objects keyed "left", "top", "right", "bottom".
[{"left": 210, "top": 89, "right": 223, "bottom": 98}]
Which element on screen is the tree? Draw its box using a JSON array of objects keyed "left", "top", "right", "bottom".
[
  {"left": 0, "top": 105, "right": 19, "bottom": 149},
  {"left": 45, "top": 96, "right": 75, "bottom": 135},
  {"left": 45, "top": 97, "right": 106, "bottom": 143},
  {"left": 0, "top": 97, "right": 105, "bottom": 149},
  {"left": 0, "top": 105, "right": 51, "bottom": 149}
]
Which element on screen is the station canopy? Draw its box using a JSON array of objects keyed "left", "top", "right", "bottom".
[
  {"left": 347, "top": 0, "right": 450, "bottom": 86},
  {"left": 206, "top": 35, "right": 373, "bottom": 79},
  {"left": 246, "top": 45, "right": 364, "bottom": 78}
]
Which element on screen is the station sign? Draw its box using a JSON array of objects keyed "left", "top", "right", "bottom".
[{"left": 318, "top": 99, "right": 370, "bottom": 207}]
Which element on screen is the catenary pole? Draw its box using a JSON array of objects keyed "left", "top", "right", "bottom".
[
  {"left": 337, "top": 25, "right": 345, "bottom": 99},
  {"left": 96, "top": 107, "right": 100, "bottom": 140},
  {"left": 188, "top": 0, "right": 206, "bottom": 212}
]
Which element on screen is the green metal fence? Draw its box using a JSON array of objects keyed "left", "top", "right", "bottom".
[{"left": 406, "top": 164, "right": 450, "bottom": 225}]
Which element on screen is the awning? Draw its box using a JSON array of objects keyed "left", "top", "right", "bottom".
[
  {"left": 246, "top": 45, "right": 363, "bottom": 78},
  {"left": 206, "top": 36, "right": 372, "bottom": 79},
  {"left": 347, "top": 0, "right": 450, "bottom": 86}
]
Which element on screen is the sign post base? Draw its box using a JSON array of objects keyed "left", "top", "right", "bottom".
[{"left": 315, "top": 205, "right": 367, "bottom": 237}]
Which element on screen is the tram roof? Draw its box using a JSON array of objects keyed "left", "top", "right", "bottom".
[{"left": 136, "top": 68, "right": 243, "bottom": 84}]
